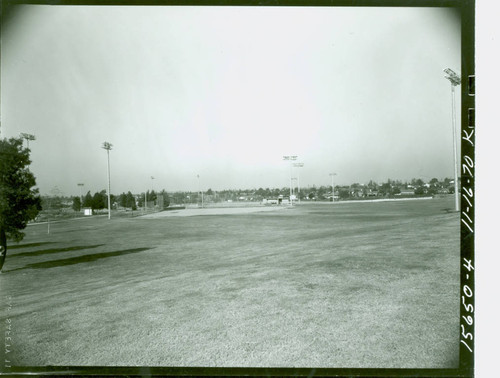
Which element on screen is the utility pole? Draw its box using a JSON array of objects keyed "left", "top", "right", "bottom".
[
  {"left": 444, "top": 68, "right": 461, "bottom": 212},
  {"left": 102, "top": 142, "right": 113, "bottom": 219}
]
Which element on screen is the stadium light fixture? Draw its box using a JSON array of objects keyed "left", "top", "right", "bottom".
[
  {"left": 444, "top": 68, "right": 461, "bottom": 86},
  {"left": 20, "top": 133, "right": 36, "bottom": 149},
  {"left": 102, "top": 142, "right": 113, "bottom": 219},
  {"left": 283, "top": 155, "right": 298, "bottom": 205},
  {"left": 443, "top": 68, "right": 460, "bottom": 212}
]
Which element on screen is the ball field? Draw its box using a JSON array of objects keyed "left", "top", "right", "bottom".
[{"left": 0, "top": 196, "right": 460, "bottom": 369}]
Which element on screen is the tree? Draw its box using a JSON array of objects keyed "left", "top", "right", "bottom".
[
  {"left": 72, "top": 196, "right": 82, "bottom": 212},
  {"left": 339, "top": 189, "right": 350, "bottom": 199},
  {"left": 137, "top": 193, "right": 144, "bottom": 208},
  {"left": 126, "top": 191, "right": 136, "bottom": 210},
  {"left": 317, "top": 186, "right": 327, "bottom": 200},
  {"left": 411, "top": 178, "right": 424, "bottom": 187},
  {"left": 368, "top": 180, "right": 378, "bottom": 190},
  {"left": 159, "top": 190, "right": 170, "bottom": 209},
  {"left": 0, "top": 137, "right": 42, "bottom": 271},
  {"left": 256, "top": 188, "right": 265, "bottom": 197},
  {"left": 414, "top": 186, "right": 425, "bottom": 195},
  {"left": 110, "top": 193, "right": 116, "bottom": 209},
  {"left": 149, "top": 190, "right": 157, "bottom": 202},
  {"left": 91, "top": 190, "right": 106, "bottom": 210},
  {"left": 118, "top": 192, "right": 127, "bottom": 208},
  {"left": 83, "top": 191, "right": 93, "bottom": 208},
  {"left": 379, "top": 182, "right": 391, "bottom": 196}
]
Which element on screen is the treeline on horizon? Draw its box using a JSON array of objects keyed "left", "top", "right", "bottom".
[{"left": 40, "top": 177, "right": 456, "bottom": 212}]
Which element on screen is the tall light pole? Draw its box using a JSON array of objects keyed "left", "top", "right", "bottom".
[
  {"left": 151, "top": 176, "right": 155, "bottom": 209},
  {"left": 293, "top": 162, "right": 304, "bottom": 203},
  {"left": 20, "top": 133, "right": 36, "bottom": 149},
  {"left": 283, "top": 155, "right": 297, "bottom": 205},
  {"left": 444, "top": 68, "right": 460, "bottom": 212},
  {"left": 197, "top": 174, "right": 203, "bottom": 208},
  {"left": 77, "top": 183, "right": 84, "bottom": 208},
  {"left": 102, "top": 142, "right": 112, "bottom": 219},
  {"left": 329, "top": 173, "right": 337, "bottom": 202}
]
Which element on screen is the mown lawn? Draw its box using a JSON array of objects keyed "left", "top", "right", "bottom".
[{"left": 0, "top": 197, "right": 460, "bottom": 368}]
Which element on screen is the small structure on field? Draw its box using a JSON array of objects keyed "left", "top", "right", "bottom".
[{"left": 262, "top": 195, "right": 290, "bottom": 205}]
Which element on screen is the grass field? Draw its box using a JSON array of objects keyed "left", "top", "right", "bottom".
[{"left": 0, "top": 196, "right": 460, "bottom": 369}]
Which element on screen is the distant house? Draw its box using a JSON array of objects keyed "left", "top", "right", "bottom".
[
  {"left": 262, "top": 199, "right": 279, "bottom": 204},
  {"left": 398, "top": 189, "right": 415, "bottom": 196},
  {"left": 350, "top": 189, "right": 363, "bottom": 198}
]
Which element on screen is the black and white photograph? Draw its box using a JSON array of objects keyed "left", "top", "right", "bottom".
[{"left": 0, "top": 1, "right": 475, "bottom": 376}]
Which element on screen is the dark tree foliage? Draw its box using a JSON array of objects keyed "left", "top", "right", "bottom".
[
  {"left": 83, "top": 191, "right": 93, "bottom": 208},
  {"left": 159, "top": 190, "right": 170, "bottom": 209},
  {"left": 110, "top": 193, "right": 116, "bottom": 209},
  {"left": 316, "top": 186, "right": 327, "bottom": 200},
  {"left": 92, "top": 190, "right": 107, "bottom": 210},
  {"left": 379, "top": 182, "right": 392, "bottom": 196},
  {"left": 414, "top": 186, "right": 426, "bottom": 195},
  {"left": 137, "top": 194, "right": 144, "bottom": 207},
  {"left": 72, "top": 196, "right": 82, "bottom": 212},
  {"left": 338, "top": 189, "right": 350, "bottom": 199},
  {"left": 148, "top": 190, "right": 157, "bottom": 202},
  {"left": 118, "top": 192, "right": 127, "bottom": 208},
  {"left": 0, "top": 138, "right": 42, "bottom": 270},
  {"left": 125, "top": 192, "right": 136, "bottom": 210},
  {"left": 118, "top": 192, "right": 136, "bottom": 210}
]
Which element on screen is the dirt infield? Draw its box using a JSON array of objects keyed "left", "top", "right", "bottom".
[
  {"left": 139, "top": 205, "right": 289, "bottom": 218},
  {"left": 139, "top": 197, "right": 434, "bottom": 219}
]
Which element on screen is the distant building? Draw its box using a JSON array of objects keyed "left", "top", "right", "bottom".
[{"left": 397, "top": 189, "right": 415, "bottom": 196}]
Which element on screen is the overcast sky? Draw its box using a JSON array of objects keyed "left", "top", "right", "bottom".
[{"left": 1, "top": 5, "right": 461, "bottom": 196}]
